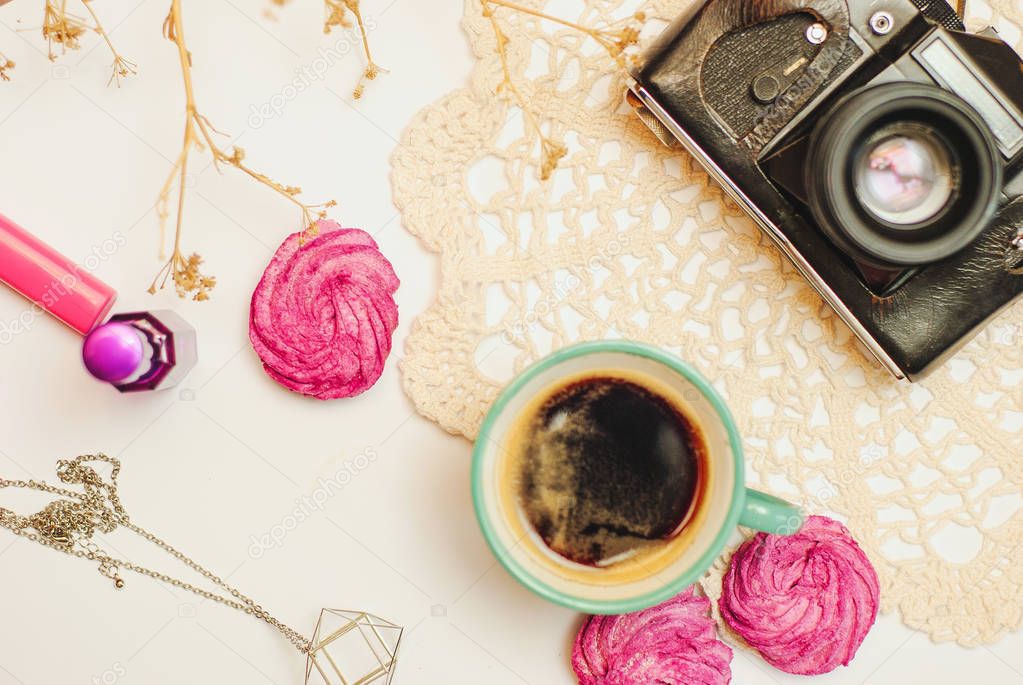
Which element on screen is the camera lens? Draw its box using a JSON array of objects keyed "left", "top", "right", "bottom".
[
  {"left": 854, "top": 129, "right": 954, "bottom": 226},
  {"left": 805, "top": 83, "right": 1002, "bottom": 267}
]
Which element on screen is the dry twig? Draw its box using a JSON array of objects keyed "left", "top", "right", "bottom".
[
  {"left": 152, "top": 0, "right": 335, "bottom": 300},
  {"left": 0, "top": 52, "right": 13, "bottom": 81},
  {"left": 42, "top": 0, "right": 87, "bottom": 59},
  {"left": 487, "top": 0, "right": 641, "bottom": 66},
  {"left": 270, "top": 0, "right": 383, "bottom": 99},
  {"left": 480, "top": 0, "right": 644, "bottom": 179},
  {"left": 325, "top": 0, "right": 383, "bottom": 98},
  {"left": 38, "top": 0, "right": 136, "bottom": 84},
  {"left": 79, "top": 0, "right": 136, "bottom": 85}
]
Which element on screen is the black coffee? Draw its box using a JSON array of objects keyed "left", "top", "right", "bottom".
[{"left": 515, "top": 374, "right": 704, "bottom": 567}]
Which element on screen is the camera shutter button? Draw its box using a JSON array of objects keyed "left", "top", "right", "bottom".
[
  {"left": 752, "top": 75, "right": 781, "bottom": 104},
  {"left": 806, "top": 22, "right": 829, "bottom": 44}
]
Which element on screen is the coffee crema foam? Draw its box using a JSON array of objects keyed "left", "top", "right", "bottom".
[{"left": 499, "top": 368, "right": 711, "bottom": 585}]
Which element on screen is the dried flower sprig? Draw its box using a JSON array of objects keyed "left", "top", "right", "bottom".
[
  {"left": 327, "top": 0, "right": 383, "bottom": 99},
  {"left": 79, "top": 0, "right": 136, "bottom": 86},
  {"left": 42, "top": 0, "right": 87, "bottom": 59},
  {"left": 482, "top": 1, "right": 565, "bottom": 180},
  {"left": 0, "top": 53, "right": 13, "bottom": 81},
  {"left": 40, "top": 0, "right": 135, "bottom": 85},
  {"left": 487, "top": 0, "right": 642, "bottom": 68},
  {"left": 480, "top": 0, "right": 644, "bottom": 179},
  {"left": 270, "top": 0, "right": 384, "bottom": 99},
  {"left": 152, "top": 0, "right": 336, "bottom": 300}
]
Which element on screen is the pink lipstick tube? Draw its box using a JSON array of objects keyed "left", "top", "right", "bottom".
[{"left": 0, "top": 213, "right": 117, "bottom": 335}]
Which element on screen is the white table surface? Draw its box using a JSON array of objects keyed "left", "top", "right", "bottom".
[{"left": 1, "top": 1, "right": 1022, "bottom": 683}]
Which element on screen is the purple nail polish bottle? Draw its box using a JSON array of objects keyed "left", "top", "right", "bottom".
[{"left": 82, "top": 310, "right": 197, "bottom": 392}]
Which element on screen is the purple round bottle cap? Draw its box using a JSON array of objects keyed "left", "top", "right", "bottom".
[{"left": 82, "top": 322, "right": 144, "bottom": 383}]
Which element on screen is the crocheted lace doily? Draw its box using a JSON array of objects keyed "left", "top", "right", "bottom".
[{"left": 391, "top": 0, "right": 1023, "bottom": 645}]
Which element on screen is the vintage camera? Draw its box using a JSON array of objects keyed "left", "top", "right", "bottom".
[{"left": 629, "top": 0, "right": 1023, "bottom": 379}]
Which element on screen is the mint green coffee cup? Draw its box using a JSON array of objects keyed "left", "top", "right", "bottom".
[{"left": 471, "top": 341, "right": 804, "bottom": 615}]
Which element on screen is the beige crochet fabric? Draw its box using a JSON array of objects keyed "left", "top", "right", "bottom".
[{"left": 391, "top": 0, "right": 1023, "bottom": 645}]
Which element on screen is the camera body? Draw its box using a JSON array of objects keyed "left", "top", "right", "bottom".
[{"left": 630, "top": 0, "right": 1023, "bottom": 379}]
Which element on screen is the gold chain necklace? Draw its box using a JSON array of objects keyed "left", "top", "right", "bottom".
[{"left": 0, "top": 454, "right": 403, "bottom": 684}]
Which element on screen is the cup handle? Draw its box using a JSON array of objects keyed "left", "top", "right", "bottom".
[{"left": 738, "top": 489, "right": 804, "bottom": 535}]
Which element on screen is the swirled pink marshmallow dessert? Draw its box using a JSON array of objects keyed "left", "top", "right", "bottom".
[
  {"left": 250, "top": 222, "right": 399, "bottom": 400},
  {"left": 719, "top": 515, "right": 879, "bottom": 675},
  {"left": 573, "top": 587, "right": 732, "bottom": 685}
]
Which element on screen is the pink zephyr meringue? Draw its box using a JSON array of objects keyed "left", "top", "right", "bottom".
[
  {"left": 573, "top": 587, "right": 733, "bottom": 685},
  {"left": 249, "top": 221, "right": 399, "bottom": 400},
  {"left": 719, "top": 515, "right": 879, "bottom": 675}
]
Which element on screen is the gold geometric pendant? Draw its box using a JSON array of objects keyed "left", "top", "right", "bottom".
[{"left": 305, "top": 610, "right": 403, "bottom": 685}]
